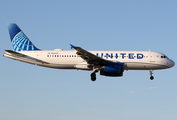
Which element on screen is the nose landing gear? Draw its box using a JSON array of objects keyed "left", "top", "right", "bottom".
[{"left": 150, "top": 70, "right": 154, "bottom": 80}]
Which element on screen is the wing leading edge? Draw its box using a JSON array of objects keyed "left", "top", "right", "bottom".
[{"left": 70, "top": 44, "right": 111, "bottom": 65}]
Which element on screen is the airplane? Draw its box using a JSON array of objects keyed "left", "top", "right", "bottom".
[{"left": 3, "top": 23, "right": 175, "bottom": 81}]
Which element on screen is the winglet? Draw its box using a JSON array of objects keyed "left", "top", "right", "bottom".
[{"left": 70, "top": 44, "right": 75, "bottom": 49}]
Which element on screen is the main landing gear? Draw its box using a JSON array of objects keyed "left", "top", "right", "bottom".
[
  {"left": 91, "top": 72, "right": 96, "bottom": 81},
  {"left": 150, "top": 70, "right": 154, "bottom": 80},
  {"left": 90, "top": 66, "right": 99, "bottom": 81}
]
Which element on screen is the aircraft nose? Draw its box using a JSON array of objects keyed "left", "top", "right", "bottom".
[{"left": 169, "top": 59, "right": 175, "bottom": 68}]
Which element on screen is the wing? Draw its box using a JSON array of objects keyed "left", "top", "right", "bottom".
[
  {"left": 70, "top": 44, "right": 113, "bottom": 66},
  {"left": 5, "top": 50, "right": 49, "bottom": 64}
]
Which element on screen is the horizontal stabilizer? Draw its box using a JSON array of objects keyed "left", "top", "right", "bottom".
[
  {"left": 5, "top": 50, "right": 49, "bottom": 64},
  {"left": 5, "top": 50, "right": 26, "bottom": 57}
]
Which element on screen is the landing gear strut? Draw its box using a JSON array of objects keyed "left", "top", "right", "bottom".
[
  {"left": 149, "top": 70, "right": 154, "bottom": 80},
  {"left": 90, "top": 65, "right": 99, "bottom": 81}
]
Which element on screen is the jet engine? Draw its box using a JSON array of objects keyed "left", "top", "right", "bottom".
[{"left": 100, "top": 62, "right": 124, "bottom": 77}]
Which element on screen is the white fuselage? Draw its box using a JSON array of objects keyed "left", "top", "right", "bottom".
[
  {"left": 5, "top": 23, "right": 175, "bottom": 81},
  {"left": 3, "top": 49, "right": 175, "bottom": 70}
]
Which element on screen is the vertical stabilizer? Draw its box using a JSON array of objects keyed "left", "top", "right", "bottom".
[{"left": 7, "top": 23, "right": 40, "bottom": 51}]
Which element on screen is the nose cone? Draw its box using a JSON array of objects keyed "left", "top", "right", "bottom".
[{"left": 169, "top": 59, "right": 175, "bottom": 68}]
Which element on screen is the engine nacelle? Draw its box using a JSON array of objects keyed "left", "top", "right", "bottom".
[
  {"left": 100, "top": 62, "right": 124, "bottom": 77},
  {"left": 100, "top": 66, "right": 123, "bottom": 77}
]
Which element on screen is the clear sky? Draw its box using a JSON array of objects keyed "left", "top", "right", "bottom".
[{"left": 0, "top": 0, "right": 177, "bottom": 120}]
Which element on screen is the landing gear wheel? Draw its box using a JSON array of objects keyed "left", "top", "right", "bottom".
[
  {"left": 149, "top": 70, "right": 154, "bottom": 80},
  {"left": 150, "top": 76, "right": 154, "bottom": 80},
  {"left": 91, "top": 73, "right": 96, "bottom": 81}
]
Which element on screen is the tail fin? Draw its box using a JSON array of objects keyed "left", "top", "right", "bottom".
[{"left": 7, "top": 23, "right": 40, "bottom": 51}]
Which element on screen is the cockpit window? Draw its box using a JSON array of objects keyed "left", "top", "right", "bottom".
[{"left": 161, "top": 55, "right": 168, "bottom": 58}]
